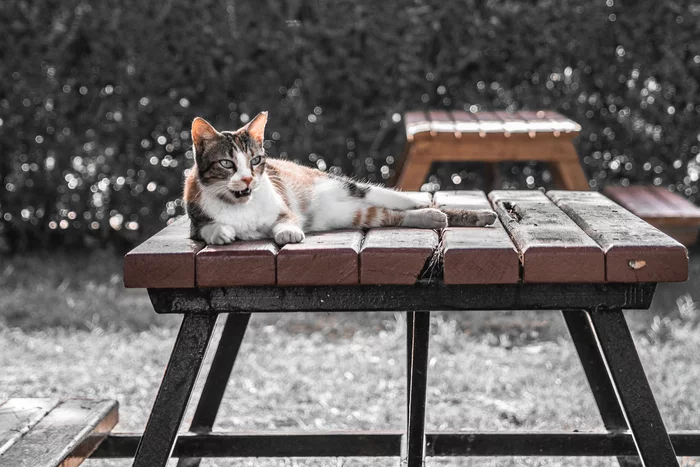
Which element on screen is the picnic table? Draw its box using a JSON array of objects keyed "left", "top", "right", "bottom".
[
  {"left": 392, "top": 110, "right": 588, "bottom": 191},
  {"left": 111, "top": 190, "right": 696, "bottom": 467}
]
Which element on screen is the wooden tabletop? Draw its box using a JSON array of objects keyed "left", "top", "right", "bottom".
[
  {"left": 124, "top": 191, "right": 689, "bottom": 288},
  {"left": 404, "top": 110, "right": 581, "bottom": 140}
]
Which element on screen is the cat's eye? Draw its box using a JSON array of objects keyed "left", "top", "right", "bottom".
[
  {"left": 219, "top": 160, "right": 234, "bottom": 169},
  {"left": 250, "top": 156, "right": 262, "bottom": 166}
]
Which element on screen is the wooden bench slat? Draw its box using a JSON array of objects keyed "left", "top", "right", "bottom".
[
  {"left": 196, "top": 241, "right": 278, "bottom": 287},
  {"left": 404, "top": 111, "right": 432, "bottom": 138},
  {"left": 473, "top": 111, "right": 505, "bottom": 133},
  {"left": 435, "top": 191, "right": 520, "bottom": 284},
  {"left": 427, "top": 110, "right": 454, "bottom": 134},
  {"left": 489, "top": 191, "right": 605, "bottom": 283},
  {"left": 547, "top": 191, "right": 689, "bottom": 282},
  {"left": 0, "top": 399, "right": 60, "bottom": 456},
  {"left": 0, "top": 399, "right": 118, "bottom": 467},
  {"left": 449, "top": 110, "right": 481, "bottom": 134},
  {"left": 650, "top": 187, "right": 700, "bottom": 218},
  {"left": 360, "top": 229, "right": 439, "bottom": 285},
  {"left": 606, "top": 185, "right": 686, "bottom": 219},
  {"left": 494, "top": 111, "right": 530, "bottom": 134},
  {"left": 124, "top": 217, "right": 203, "bottom": 288},
  {"left": 277, "top": 230, "right": 364, "bottom": 286}
]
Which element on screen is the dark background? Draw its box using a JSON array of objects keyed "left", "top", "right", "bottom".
[{"left": 2, "top": 0, "right": 699, "bottom": 250}]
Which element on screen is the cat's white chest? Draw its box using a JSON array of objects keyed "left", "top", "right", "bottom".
[{"left": 200, "top": 180, "right": 281, "bottom": 240}]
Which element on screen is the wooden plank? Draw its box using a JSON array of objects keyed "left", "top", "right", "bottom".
[
  {"left": 360, "top": 229, "right": 439, "bottom": 285},
  {"left": 277, "top": 230, "right": 363, "bottom": 286},
  {"left": 449, "top": 110, "right": 480, "bottom": 135},
  {"left": 0, "top": 399, "right": 60, "bottom": 456},
  {"left": 649, "top": 187, "right": 700, "bottom": 218},
  {"left": 473, "top": 111, "right": 505, "bottom": 134},
  {"left": 427, "top": 110, "right": 455, "bottom": 134},
  {"left": 547, "top": 190, "right": 689, "bottom": 282},
  {"left": 604, "top": 185, "right": 683, "bottom": 219},
  {"left": 196, "top": 240, "right": 278, "bottom": 287},
  {"left": 489, "top": 190, "right": 605, "bottom": 283},
  {"left": 124, "top": 217, "right": 204, "bottom": 288},
  {"left": 494, "top": 111, "right": 529, "bottom": 134},
  {"left": 434, "top": 191, "right": 520, "bottom": 284},
  {"left": 404, "top": 111, "right": 432, "bottom": 138},
  {"left": 0, "top": 399, "right": 118, "bottom": 467}
]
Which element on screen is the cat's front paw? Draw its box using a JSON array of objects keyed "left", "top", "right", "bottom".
[
  {"left": 200, "top": 224, "right": 236, "bottom": 245},
  {"left": 274, "top": 225, "right": 305, "bottom": 245},
  {"left": 474, "top": 209, "right": 498, "bottom": 227}
]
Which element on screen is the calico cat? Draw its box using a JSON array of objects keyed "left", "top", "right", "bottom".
[{"left": 184, "top": 112, "right": 497, "bottom": 245}]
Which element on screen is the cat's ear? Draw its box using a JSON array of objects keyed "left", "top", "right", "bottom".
[
  {"left": 191, "top": 117, "right": 220, "bottom": 146},
  {"left": 245, "top": 111, "right": 268, "bottom": 145}
]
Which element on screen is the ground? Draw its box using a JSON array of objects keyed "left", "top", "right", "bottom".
[{"left": 1, "top": 251, "right": 699, "bottom": 466}]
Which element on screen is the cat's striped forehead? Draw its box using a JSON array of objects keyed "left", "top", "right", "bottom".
[{"left": 220, "top": 130, "right": 259, "bottom": 156}]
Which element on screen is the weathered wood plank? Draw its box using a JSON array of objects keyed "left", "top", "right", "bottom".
[
  {"left": 277, "top": 230, "right": 363, "bottom": 286},
  {"left": 434, "top": 191, "right": 520, "bottom": 284},
  {"left": 489, "top": 190, "right": 605, "bottom": 283},
  {"left": 404, "top": 111, "right": 432, "bottom": 138},
  {"left": 547, "top": 190, "right": 689, "bottom": 282},
  {"left": 360, "top": 229, "right": 439, "bottom": 285},
  {"left": 124, "top": 217, "right": 204, "bottom": 288},
  {"left": 605, "top": 186, "right": 700, "bottom": 222},
  {"left": 0, "top": 399, "right": 60, "bottom": 456},
  {"left": 0, "top": 399, "right": 118, "bottom": 467},
  {"left": 196, "top": 240, "right": 278, "bottom": 287},
  {"left": 473, "top": 111, "right": 505, "bottom": 133},
  {"left": 427, "top": 110, "right": 455, "bottom": 134}
]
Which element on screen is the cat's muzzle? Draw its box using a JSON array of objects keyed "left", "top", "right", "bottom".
[{"left": 232, "top": 188, "right": 252, "bottom": 198}]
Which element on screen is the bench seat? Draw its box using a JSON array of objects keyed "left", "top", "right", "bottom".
[
  {"left": 604, "top": 185, "right": 700, "bottom": 246},
  {"left": 0, "top": 398, "right": 118, "bottom": 467}
]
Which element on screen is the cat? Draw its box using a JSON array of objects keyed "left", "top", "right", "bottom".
[{"left": 184, "top": 112, "right": 497, "bottom": 245}]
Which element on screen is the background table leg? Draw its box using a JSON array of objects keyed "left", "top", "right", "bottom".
[
  {"left": 406, "top": 311, "right": 415, "bottom": 424},
  {"left": 588, "top": 308, "right": 679, "bottom": 467},
  {"left": 562, "top": 309, "right": 640, "bottom": 467},
  {"left": 177, "top": 313, "right": 251, "bottom": 467},
  {"left": 132, "top": 313, "right": 218, "bottom": 467},
  {"left": 407, "top": 311, "right": 430, "bottom": 467}
]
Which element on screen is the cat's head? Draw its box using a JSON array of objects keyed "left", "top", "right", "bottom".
[{"left": 190, "top": 112, "right": 267, "bottom": 203}]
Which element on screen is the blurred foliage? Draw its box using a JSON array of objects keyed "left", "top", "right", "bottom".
[{"left": 1, "top": 0, "right": 700, "bottom": 249}]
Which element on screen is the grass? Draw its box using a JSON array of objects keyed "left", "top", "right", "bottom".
[{"left": 1, "top": 250, "right": 700, "bottom": 466}]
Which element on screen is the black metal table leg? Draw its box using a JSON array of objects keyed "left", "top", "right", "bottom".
[
  {"left": 563, "top": 309, "right": 640, "bottom": 467},
  {"left": 177, "top": 313, "right": 251, "bottom": 467},
  {"left": 132, "top": 313, "right": 218, "bottom": 467},
  {"left": 407, "top": 311, "right": 415, "bottom": 424},
  {"left": 407, "top": 312, "right": 430, "bottom": 467},
  {"left": 588, "top": 308, "right": 679, "bottom": 467}
]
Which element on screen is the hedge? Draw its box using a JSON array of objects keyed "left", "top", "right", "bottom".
[{"left": 1, "top": 0, "right": 699, "bottom": 249}]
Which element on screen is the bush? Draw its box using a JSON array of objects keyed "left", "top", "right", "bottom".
[{"left": 1, "top": 0, "right": 699, "bottom": 249}]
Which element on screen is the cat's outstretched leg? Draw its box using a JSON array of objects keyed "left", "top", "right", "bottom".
[{"left": 351, "top": 206, "right": 448, "bottom": 229}]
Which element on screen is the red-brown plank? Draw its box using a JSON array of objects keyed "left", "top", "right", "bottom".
[
  {"left": 547, "top": 190, "right": 689, "bottom": 282},
  {"left": 277, "top": 230, "right": 363, "bottom": 286},
  {"left": 427, "top": 110, "right": 455, "bottom": 134},
  {"left": 450, "top": 110, "right": 480, "bottom": 134},
  {"left": 360, "top": 229, "right": 439, "bottom": 285},
  {"left": 435, "top": 191, "right": 520, "bottom": 284},
  {"left": 473, "top": 111, "right": 505, "bottom": 133},
  {"left": 650, "top": 187, "right": 700, "bottom": 218},
  {"left": 494, "top": 111, "right": 529, "bottom": 134},
  {"left": 124, "top": 217, "right": 204, "bottom": 288},
  {"left": 196, "top": 240, "right": 278, "bottom": 287},
  {"left": 603, "top": 185, "right": 686, "bottom": 219},
  {"left": 489, "top": 190, "right": 605, "bottom": 283},
  {"left": 404, "top": 111, "right": 432, "bottom": 138}
]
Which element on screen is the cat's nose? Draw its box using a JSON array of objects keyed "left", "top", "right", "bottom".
[{"left": 241, "top": 176, "right": 253, "bottom": 186}]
